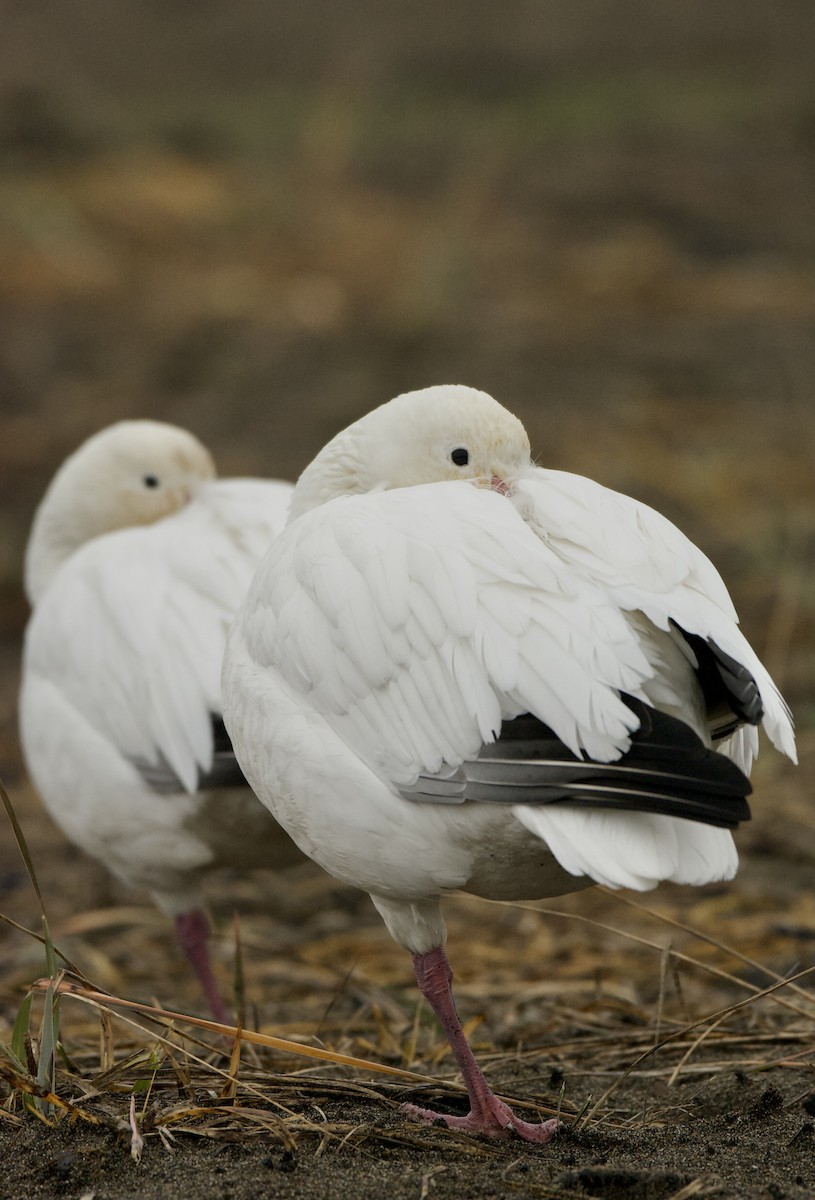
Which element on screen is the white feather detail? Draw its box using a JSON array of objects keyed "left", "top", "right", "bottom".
[
  {"left": 24, "top": 479, "right": 292, "bottom": 794},
  {"left": 516, "top": 470, "right": 796, "bottom": 763},
  {"left": 513, "top": 806, "right": 739, "bottom": 890},
  {"left": 242, "top": 482, "right": 660, "bottom": 784}
]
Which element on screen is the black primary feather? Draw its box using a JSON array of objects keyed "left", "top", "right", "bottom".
[
  {"left": 672, "top": 624, "right": 764, "bottom": 738},
  {"left": 400, "top": 698, "right": 751, "bottom": 829},
  {"left": 133, "top": 714, "right": 247, "bottom": 794}
]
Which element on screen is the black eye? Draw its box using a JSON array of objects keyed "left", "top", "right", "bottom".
[
  {"left": 450, "top": 447, "right": 469, "bottom": 467},
  {"left": 142, "top": 474, "right": 160, "bottom": 489}
]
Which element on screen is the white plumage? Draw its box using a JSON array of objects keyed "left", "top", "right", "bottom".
[
  {"left": 20, "top": 421, "right": 301, "bottom": 1020},
  {"left": 223, "top": 385, "right": 796, "bottom": 1140}
]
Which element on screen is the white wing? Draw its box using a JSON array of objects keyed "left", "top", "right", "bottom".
[
  {"left": 514, "top": 469, "right": 796, "bottom": 767},
  {"left": 23, "top": 477, "right": 293, "bottom": 795},
  {"left": 245, "top": 481, "right": 682, "bottom": 788}
]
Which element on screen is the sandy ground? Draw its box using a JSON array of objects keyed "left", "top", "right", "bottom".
[{"left": 2, "top": 1065, "right": 815, "bottom": 1200}]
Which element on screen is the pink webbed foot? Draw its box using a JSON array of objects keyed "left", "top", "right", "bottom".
[
  {"left": 406, "top": 945, "right": 559, "bottom": 1144},
  {"left": 401, "top": 1095, "right": 558, "bottom": 1143}
]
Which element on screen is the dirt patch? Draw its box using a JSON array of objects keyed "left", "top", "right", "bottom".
[{"left": 2, "top": 1059, "right": 815, "bottom": 1199}]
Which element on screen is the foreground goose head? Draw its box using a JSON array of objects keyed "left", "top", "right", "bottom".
[
  {"left": 223, "top": 384, "right": 795, "bottom": 1142},
  {"left": 288, "top": 384, "right": 532, "bottom": 522}
]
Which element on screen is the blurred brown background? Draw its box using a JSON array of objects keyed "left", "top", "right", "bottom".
[{"left": 0, "top": 2, "right": 813, "bottom": 939}]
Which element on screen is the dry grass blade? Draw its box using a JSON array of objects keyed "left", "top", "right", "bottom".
[
  {"left": 497, "top": 899, "right": 815, "bottom": 1022},
  {"left": 582, "top": 962, "right": 815, "bottom": 1124},
  {"left": 232, "top": 911, "right": 246, "bottom": 1027},
  {"left": 0, "top": 1059, "right": 105, "bottom": 1125},
  {"left": 601, "top": 887, "right": 815, "bottom": 1007},
  {"left": 666, "top": 1014, "right": 728, "bottom": 1086},
  {"left": 98, "top": 1007, "right": 115, "bottom": 1074},
  {"left": 219, "top": 1022, "right": 243, "bottom": 1101},
  {"left": 16, "top": 992, "right": 341, "bottom": 1146},
  {"left": 31, "top": 978, "right": 456, "bottom": 1087},
  {"left": 665, "top": 1180, "right": 709, "bottom": 1200}
]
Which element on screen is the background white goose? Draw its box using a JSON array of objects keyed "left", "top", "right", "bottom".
[
  {"left": 20, "top": 420, "right": 301, "bottom": 1022},
  {"left": 223, "top": 384, "right": 796, "bottom": 1141}
]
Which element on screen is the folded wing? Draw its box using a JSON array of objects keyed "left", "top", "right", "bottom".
[
  {"left": 515, "top": 470, "right": 796, "bottom": 769},
  {"left": 24, "top": 478, "right": 292, "bottom": 795}
]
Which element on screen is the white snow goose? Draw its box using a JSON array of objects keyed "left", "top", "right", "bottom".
[
  {"left": 222, "top": 385, "right": 796, "bottom": 1141},
  {"left": 20, "top": 420, "right": 301, "bottom": 1022}
]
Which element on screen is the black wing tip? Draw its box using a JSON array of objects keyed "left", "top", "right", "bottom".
[
  {"left": 672, "top": 625, "right": 764, "bottom": 729},
  {"left": 461, "top": 698, "right": 752, "bottom": 829},
  {"left": 134, "top": 715, "right": 248, "bottom": 794}
]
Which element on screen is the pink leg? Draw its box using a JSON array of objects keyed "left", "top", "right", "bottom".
[
  {"left": 401, "top": 946, "right": 558, "bottom": 1143},
  {"left": 173, "top": 908, "right": 232, "bottom": 1025}
]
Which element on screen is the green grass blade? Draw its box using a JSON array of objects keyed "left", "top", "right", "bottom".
[
  {"left": 0, "top": 776, "right": 78, "bottom": 974},
  {"left": 41, "top": 915, "right": 57, "bottom": 978},
  {"left": 10, "top": 993, "right": 34, "bottom": 1071},
  {"left": 0, "top": 775, "right": 47, "bottom": 917},
  {"left": 35, "top": 975, "right": 62, "bottom": 1118},
  {"left": 1, "top": 774, "right": 64, "bottom": 1115},
  {"left": 0, "top": 911, "right": 81, "bottom": 976}
]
